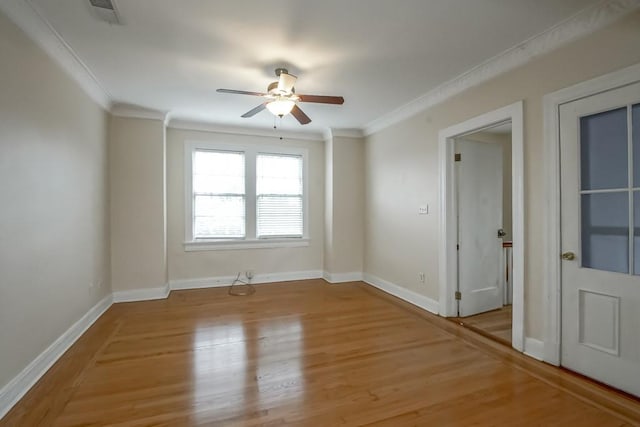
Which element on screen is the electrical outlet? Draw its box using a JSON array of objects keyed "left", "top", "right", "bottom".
[
  {"left": 418, "top": 205, "right": 429, "bottom": 215},
  {"left": 419, "top": 272, "right": 425, "bottom": 283}
]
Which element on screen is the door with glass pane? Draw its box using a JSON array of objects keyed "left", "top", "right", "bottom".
[{"left": 560, "top": 81, "right": 640, "bottom": 397}]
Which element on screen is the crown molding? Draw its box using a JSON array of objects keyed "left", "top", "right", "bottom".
[
  {"left": 168, "top": 119, "right": 325, "bottom": 142},
  {"left": 323, "top": 128, "right": 365, "bottom": 142},
  {"left": 110, "top": 104, "right": 168, "bottom": 121},
  {"left": 331, "top": 128, "right": 365, "bottom": 139},
  {"left": 363, "top": 0, "right": 640, "bottom": 136},
  {"left": 0, "top": 0, "right": 112, "bottom": 110},
  {"left": 4, "top": 0, "right": 637, "bottom": 134}
]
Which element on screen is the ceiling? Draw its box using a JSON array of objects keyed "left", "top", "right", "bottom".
[{"left": 26, "top": 0, "right": 604, "bottom": 133}]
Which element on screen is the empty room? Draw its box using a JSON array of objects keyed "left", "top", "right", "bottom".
[{"left": 2, "top": 0, "right": 640, "bottom": 425}]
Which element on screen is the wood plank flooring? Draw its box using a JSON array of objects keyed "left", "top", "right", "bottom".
[
  {"left": 2, "top": 280, "right": 639, "bottom": 426},
  {"left": 455, "top": 305, "right": 513, "bottom": 344}
]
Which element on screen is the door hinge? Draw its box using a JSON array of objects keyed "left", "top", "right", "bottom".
[
  {"left": 454, "top": 153, "right": 461, "bottom": 162},
  {"left": 455, "top": 291, "right": 462, "bottom": 300},
  {"left": 456, "top": 244, "right": 459, "bottom": 250}
]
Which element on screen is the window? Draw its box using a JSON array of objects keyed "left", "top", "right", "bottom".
[
  {"left": 579, "top": 103, "right": 640, "bottom": 274},
  {"left": 192, "top": 150, "right": 245, "bottom": 239},
  {"left": 257, "top": 154, "right": 303, "bottom": 238},
  {"left": 185, "top": 141, "right": 308, "bottom": 250}
]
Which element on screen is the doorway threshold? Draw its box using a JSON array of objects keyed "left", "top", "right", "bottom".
[{"left": 450, "top": 305, "right": 512, "bottom": 347}]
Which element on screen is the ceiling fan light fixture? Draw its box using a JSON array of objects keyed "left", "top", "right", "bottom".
[{"left": 266, "top": 99, "right": 296, "bottom": 117}]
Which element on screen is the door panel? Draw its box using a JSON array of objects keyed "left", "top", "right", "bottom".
[
  {"left": 456, "top": 139, "right": 503, "bottom": 317},
  {"left": 560, "top": 81, "right": 640, "bottom": 397}
]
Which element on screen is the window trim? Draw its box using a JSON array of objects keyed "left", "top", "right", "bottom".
[{"left": 184, "top": 140, "right": 309, "bottom": 251}]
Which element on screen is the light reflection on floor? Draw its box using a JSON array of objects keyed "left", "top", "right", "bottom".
[
  {"left": 191, "top": 316, "right": 304, "bottom": 422},
  {"left": 256, "top": 318, "right": 304, "bottom": 401}
]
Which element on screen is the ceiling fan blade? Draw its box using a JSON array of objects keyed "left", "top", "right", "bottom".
[
  {"left": 298, "top": 94, "right": 344, "bottom": 105},
  {"left": 241, "top": 103, "right": 267, "bottom": 118},
  {"left": 277, "top": 72, "right": 297, "bottom": 93},
  {"left": 217, "top": 88, "right": 267, "bottom": 97},
  {"left": 291, "top": 105, "right": 311, "bottom": 125}
]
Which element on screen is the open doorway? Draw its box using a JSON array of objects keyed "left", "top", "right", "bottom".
[
  {"left": 453, "top": 122, "right": 513, "bottom": 345},
  {"left": 438, "top": 101, "right": 524, "bottom": 352}
]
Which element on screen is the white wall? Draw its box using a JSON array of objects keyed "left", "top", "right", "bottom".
[
  {"left": 166, "top": 128, "right": 324, "bottom": 281},
  {"left": 0, "top": 10, "right": 110, "bottom": 389},
  {"left": 364, "top": 11, "right": 640, "bottom": 339},
  {"left": 109, "top": 116, "right": 167, "bottom": 293},
  {"left": 365, "top": 120, "right": 439, "bottom": 290},
  {"left": 324, "top": 135, "right": 334, "bottom": 274},
  {"left": 324, "top": 135, "right": 365, "bottom": 277}
]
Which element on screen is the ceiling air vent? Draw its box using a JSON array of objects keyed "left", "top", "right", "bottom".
[
  {"left": 88, "top": 0, "right": 122, "bottom": 25},
  {"left": 89, "top": 0, "right": 114, "bottom": 9}
]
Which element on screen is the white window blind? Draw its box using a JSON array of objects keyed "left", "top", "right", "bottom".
[
  {"left": 193, "top": 150, "right": 245, "bottom": 239},
  {"left": 256, "top": 154, "right": 303, "bottom": 238}
]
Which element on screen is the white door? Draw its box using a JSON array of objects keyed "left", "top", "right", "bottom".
[
  {"left": 456, "top": 139, "right": 504, "bottom": 317},
  {"left": 560, "top": 81, "right": 640, "bottom": 397}
]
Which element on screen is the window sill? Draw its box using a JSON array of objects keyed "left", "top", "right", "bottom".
[{"left": 184, "top": 238, "right": 310, "bottom": 252}]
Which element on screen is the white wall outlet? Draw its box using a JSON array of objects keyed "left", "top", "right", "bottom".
[
  {"left": 419, "top": 272, "right": 425, "bottom": 283},
  {"left": 418, "top": 205, "right": 429, "bottom": 215}
]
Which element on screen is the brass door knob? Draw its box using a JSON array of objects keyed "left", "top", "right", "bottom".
[{"left": 561, "top": 251, "right": 576, "bottom": 261}]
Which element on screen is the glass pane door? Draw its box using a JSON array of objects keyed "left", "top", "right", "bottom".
[{"left": 579, "top": 104, "right": 640, "bottom": 274}]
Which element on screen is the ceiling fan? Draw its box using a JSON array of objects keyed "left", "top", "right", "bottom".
[{"left": 216, "top": 68, "right": 344, "bottom": 125}]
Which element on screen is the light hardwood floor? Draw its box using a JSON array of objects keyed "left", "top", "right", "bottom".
[
  {"left": 2, "top": 280, "right": 639, "bottom": 426},
  {"left": 455, "top": 305, "right": 513, "bottom": 345}
]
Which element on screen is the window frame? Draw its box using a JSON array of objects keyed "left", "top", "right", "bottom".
[{"left": 184, "top": 140, "right": 309, "bottom": 251}]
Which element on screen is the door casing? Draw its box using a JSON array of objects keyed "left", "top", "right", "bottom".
[
  {"left": 438, "top": 101, "right": 525, "bottom": 352},
  {"left": 543, "top": 62, "right": 640, "bottom": 365}
]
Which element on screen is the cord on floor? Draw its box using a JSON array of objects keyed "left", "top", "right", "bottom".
[{"left": 228, "top": 272, "right": 255, "bottom": 296}]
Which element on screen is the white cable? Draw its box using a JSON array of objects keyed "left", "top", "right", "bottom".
[{"left": 228, "top": 271, "right": 255, "bottom": 296}]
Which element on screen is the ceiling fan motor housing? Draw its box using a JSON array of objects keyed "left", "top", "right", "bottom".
[
  {"left": 274, "top": 67, "right": 288, "bottom": 77},
  {"left": 268, "top": 81, "right": 295, "bottom": 95}
]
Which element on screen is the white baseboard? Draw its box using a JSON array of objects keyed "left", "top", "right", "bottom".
[
  {"left": 322, "top": 271, "right": 364, "bottom": 283},
  {"left": 363, "top": 273, "right": 439, "bottom": 314},
  {"left": 170, "top": 270, "right": 324, "bottom": 291},
  {"left": 252, "top": 270, "right": 323, "bottom": 284},
  {"left": 524, "top": 337, "right": 545, "bottom": 361},
  {"left": 362, "top": 274, "right": 545, "bottom": 363},
  {"left": 170, "top": 276, "right": 234, "bottom": 291},
  {"left": 112, "top": 283, "right": 170, "bottom": 303},
  {"left": 0, "top": 294, "right": 113, "bottom": 420}
]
